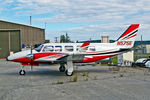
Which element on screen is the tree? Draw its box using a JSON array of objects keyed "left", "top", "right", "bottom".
[
  {"left": 60, "top": 35, "right": 66, "bottom": 43},
  {"left": 60, "top": 33, "right": 71, "bottom": 43},
  {"left": 65, "top": 33, "right": 71, "bottom": 42}
]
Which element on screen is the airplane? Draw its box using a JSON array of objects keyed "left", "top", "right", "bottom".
[{"left": 7, "top": 24, "right": 140, "bottom": 76}]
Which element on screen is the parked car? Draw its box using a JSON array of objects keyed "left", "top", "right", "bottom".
[
  {"left": 132, "top": 58, "right": 147, "bottom": 67},
  {"left": 145, "top": 59, "right": 150, "bottom": 68}
]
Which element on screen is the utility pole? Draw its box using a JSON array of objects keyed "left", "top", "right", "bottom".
[
  {"left": 55, "top": 37, "right": 58, "bottom": 43},
  {"left": 29, "top": 16, "right": 32, "bottom": 46},
  {"left": 141, "top": 35, "right": 143, "bottom": 53},
  {"left": 30, "top": 16, "right": 32, "bottom": 25}
]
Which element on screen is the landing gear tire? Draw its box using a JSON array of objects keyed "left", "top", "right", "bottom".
[
  {"left": 59, "top": 66, "right": 66, "bottom": 72},
  {"left": 19, "top": 70, "right": 26, "bottom": 75},
  {"left": 65, "top": 70, "right": 73, "bottom": 76}
]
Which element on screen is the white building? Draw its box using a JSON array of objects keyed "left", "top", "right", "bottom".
[{"left": 118, "top": 51, "right": 134, "bottom": 66}]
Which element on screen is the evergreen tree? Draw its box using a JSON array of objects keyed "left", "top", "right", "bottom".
[
  {"left": 60, "top": 35, "right": 66, "bottom": 43},
  {"left": 65, "top": 33, "right": 71, "bottom": 43},
  {"left": 60, "top": 33, "right": 71, "bottom": 43}
]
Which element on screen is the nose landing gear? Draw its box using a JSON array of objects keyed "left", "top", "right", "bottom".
[
  {"left": 19, "top": 70, "right": 26, "bottom": 75},
  {"left": 19, "top": 66, "right": 26, "bottom": 75}
]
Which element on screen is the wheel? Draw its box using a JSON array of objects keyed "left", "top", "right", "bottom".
[
  {"left": 19, "top": 70, "right": 26, "bottom": 75},
  {"left": 59, "top": 66, "right": 66, "bottom": 72},
  {"left": 65, "top": 70, "right": 73, "bottom": 76}
]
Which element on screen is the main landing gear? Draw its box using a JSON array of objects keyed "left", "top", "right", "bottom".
[
  {"left": 59, "top": 64, "right": 66, "bottom": 72},
  {"left": 59, "top": 56, "right": 74, "bottom": 76},
  {"left": 59, "top": 64, "right": 73, "bottom": 76}
]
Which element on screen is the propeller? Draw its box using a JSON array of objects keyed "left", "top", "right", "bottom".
[
  {"left": 26, "top": 44, "right": 34, "bottom": 70},
  {"left": 30, "top": 44, "right": 33, "bottom": 70}
]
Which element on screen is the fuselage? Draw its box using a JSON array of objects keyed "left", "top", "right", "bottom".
[
  {"left": 7, "top": 24, "right": 139, "bottom": 66},
  {"left": 7, "top": 42, "right": 123, "bottom": 66}
]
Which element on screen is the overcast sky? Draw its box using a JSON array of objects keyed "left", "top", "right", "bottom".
[{"left": 0, "top": 0, "right": 150, "bottom": 42}]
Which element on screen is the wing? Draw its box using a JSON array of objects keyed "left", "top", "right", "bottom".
[{"left": 34, "top": 53, "right": 69, "bottom": 62}]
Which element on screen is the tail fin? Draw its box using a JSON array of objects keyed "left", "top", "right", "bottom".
[{"left": 115, "top": 24, "right": 140, "bottom": 48}]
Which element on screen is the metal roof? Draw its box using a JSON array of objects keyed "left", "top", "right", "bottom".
[{"left": 0, "top": 20, "right": 44, "bottom": 30}]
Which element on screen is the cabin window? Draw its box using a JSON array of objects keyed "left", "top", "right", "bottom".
[
  {"left": 43, "top": 46, "right": 54, "bottom": 52},
  {"left": 55, "top": 46, "right": 62, "bottom": 52},
  {"left": 89, "top": 46, "right": 96, "bottom": 51},
  {"left": 65, "top": 46, "right": 74, "bottom": 52},
  {"left": 76, "top": 45, "right": 81, "bottom": 51}
]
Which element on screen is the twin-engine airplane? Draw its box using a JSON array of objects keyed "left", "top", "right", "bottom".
[{"left": 7, "top": 24, "right": 139, "bottom": 76}]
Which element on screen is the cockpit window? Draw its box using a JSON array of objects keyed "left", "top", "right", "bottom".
[
  {"left": 35, "top": 45, "right": 43, "bottom": 52},
  {"left": 43, "top": 46, "right": 54, "bottom": 52}
]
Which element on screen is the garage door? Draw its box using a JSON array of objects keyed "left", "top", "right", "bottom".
[{"left": 0, "top": 30, "right": 21, "bottom": 58}]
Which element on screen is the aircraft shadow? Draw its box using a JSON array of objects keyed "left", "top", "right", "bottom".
[{"left": 0, "top": 68, "right": 110, "bottom": 76}]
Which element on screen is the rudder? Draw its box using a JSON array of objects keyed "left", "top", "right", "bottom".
[{"left": 115, "top": 24, "right": 139, "bottom": 48}]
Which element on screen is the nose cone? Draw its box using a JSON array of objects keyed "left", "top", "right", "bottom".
[
  {"left": 6, "top": 50, "right": 37, "bottom": 62},
  {"left": 7, "top": 54, "right": 15, "bottom": 61},
  {"left": 7, "top": 50, "right": 29, "bottom": 61}
]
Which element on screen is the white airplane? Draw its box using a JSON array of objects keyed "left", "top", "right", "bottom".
[{"left": 7, "top": 24, "right": 139, "bottom": 76}]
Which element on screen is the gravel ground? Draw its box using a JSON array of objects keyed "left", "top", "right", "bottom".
[{"left": 0, "top": 60, "right": 150, "bottom": 100}]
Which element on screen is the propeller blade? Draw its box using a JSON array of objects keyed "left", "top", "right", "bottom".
[
  {"left": 30, "top": 44, "right": 33, "bottom": 70},
  {"left": 31, "top": 59, "right": 33, "bottom": 70}
]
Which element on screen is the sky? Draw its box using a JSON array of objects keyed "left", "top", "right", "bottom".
[{"left": 0, "top": 0, "right": 150, "bottom": 42}]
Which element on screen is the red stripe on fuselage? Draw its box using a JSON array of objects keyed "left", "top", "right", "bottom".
[
  {"left": 34, "top": 52, "right": 66, "bottom": 59},
  {"left": 13, "top": 52, "right": 67, "bottom": 63},
  {"left": 81, "top": 42, "right": 90, "bottom": 47},
  {"left": 82, "top": 54, "right": 117, "bottom": 63}
]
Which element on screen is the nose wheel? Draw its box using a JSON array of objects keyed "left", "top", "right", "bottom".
[{"left": 19, "top": 70, "right": 26, "bottom": 75}]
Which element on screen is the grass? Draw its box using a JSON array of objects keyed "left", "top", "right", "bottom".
[
  {"left": 56, "top": 81, "right": 64, "bottom": 84},
  {"left": 112, "top": 56, "right": 118, "bottom": 65},
  {"left": 82, "top": 72, "right": 86, "bottom": 76},
  {"left": 82, "top": 72, "right": 89, "bottom": 77},
  {"left": 69, "top": 73, "right": 78, "bottom": 82},
  {"left": 73, "top": 74, "right": 78, "bottom": 82},
  {"left": 120, "top": 74, "right": 124, "bottom": 77},
  {"left": 109, "top": 67, "right": 120, "bottom": 71}
]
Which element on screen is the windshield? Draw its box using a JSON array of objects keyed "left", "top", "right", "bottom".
[{"left": 35, "top": 45, "right": 43, "bottom": 52}]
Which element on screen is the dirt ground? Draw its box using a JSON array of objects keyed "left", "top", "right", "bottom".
[{"left": 0, "top": 60, "right": 150, "bottom": 100}]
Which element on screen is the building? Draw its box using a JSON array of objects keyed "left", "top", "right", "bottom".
[
  {"left": 134, "top": 41, "right": 150, "bottom": 54},
  {"left": 101, "top": 36, "right": 109, "bottom": 43},
  {"left": 118, "top": 51, "right": 134, "bottom": 66},
  {"left": 146, "top": 45, "right": 150, "bottom": 53},
  {"left": 0, "top": 20, "right": 45, "bottom": 58}
]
